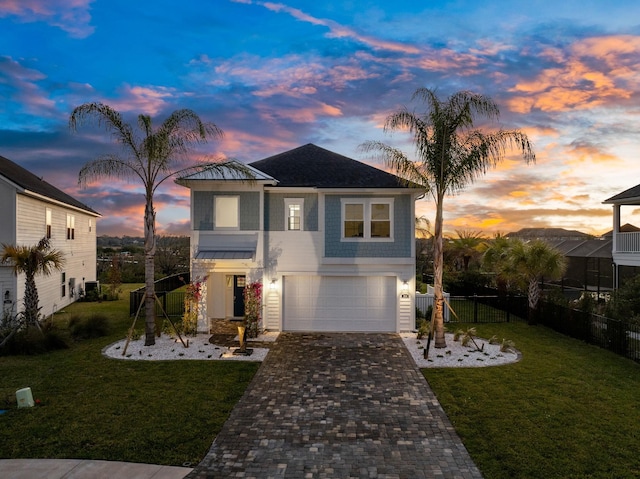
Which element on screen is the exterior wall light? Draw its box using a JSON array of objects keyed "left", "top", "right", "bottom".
[{"left": 270, "top": 279, "right": 277, "bottom": 291}]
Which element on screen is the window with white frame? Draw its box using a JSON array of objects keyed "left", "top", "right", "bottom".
[
  {"left": 341, "top": 198, "right": 393, "bottom": 240},
  {"left": 89, "top": 218, "right": 92, "bottom": 233},
  {"left": 45, "top": 208, "right": 52, "bottom": 239},
  {"left": 214, "top": 196, "right": 239, "bottom": 229},
  {"left": 66, "top": 214, "right": 75, "bottom": 240},
  {"left": 285, "top": 198, "right": 304, "bottom": 231}
]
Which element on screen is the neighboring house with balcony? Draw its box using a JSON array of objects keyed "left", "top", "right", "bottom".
[
  {"left": 176, "top": 143, "right": 422, "bottom": 333},
  {"left": 603, "top": 184, "right": 640, "bottom": 288},
  {"left": 0, "top": 155, "right": 100, "bottom": 319}
]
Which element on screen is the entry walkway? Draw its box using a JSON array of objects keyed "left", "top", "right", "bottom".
[{"left": 187, "top": 333, "right": 482, "bottom": 478}]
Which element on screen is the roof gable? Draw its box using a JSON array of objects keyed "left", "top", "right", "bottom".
[
  {"left": 248, "top": 144, "right": 410, "bottom": 189},
  {"left": 0, "top": 155, "right": 99, "bottom": 215}
]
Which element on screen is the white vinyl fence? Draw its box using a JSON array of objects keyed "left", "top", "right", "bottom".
[{"left": 415, "top": 286, "right": 451, "bottom": 322}]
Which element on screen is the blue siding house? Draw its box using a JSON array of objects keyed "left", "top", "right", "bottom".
[{"left": 176, "top": 144, "right": 422, "bottom": 333}]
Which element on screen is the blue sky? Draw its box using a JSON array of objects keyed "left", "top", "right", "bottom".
[{"left": 1, "top": 0, "right": 639, "bottom": 236}]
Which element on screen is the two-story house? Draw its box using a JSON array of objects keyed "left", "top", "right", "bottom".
[
  {"left": 604, "top": 183, "right": 640, "bottom": 288},
  {"left": 176, "top": 144, "right": 422, "bottom": 333},
  {"left": 0, "top": 155, "right": 100, "bottom": 319}
]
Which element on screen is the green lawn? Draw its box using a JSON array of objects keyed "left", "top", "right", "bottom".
[
  {"left": 424, "top": 321, "right": 640, "bottom": 479},
  {"left": 0, "top": 284, "right": 259, "bottom": 466}
]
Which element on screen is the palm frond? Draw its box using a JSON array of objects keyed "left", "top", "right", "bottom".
[{"left": 78, "top": 156, "right": 140, "bottom": 187}]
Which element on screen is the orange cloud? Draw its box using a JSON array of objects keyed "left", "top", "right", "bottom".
[{"left": 507, "top": 35, "right": 639, "bottom": 113}]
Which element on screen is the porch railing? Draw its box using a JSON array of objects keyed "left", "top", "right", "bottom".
[{"left": 615, "top": 232, "right": 640, "bottom": 253}]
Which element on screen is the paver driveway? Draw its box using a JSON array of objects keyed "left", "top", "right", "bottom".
[{"left": 187, "top": 333, "right": 482, "bottom": 479}]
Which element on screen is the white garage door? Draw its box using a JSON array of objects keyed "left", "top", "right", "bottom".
[{"left": 283, "top": 276, "right": 396, "bottom": 332}]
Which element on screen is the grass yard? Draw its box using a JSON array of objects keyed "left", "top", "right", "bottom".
[
  {"left": 0, "top": 284, "right": 259, "bottom": 466},
  {"left": 424, "top": 321, "right": 640, "bottom": 479}
]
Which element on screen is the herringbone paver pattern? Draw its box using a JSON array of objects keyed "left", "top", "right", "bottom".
[{"left": 187, "top": 333, "right": 482, "bottom": 479}]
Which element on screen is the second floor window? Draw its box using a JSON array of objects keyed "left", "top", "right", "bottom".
[
  {"left": 45, "top": 208, "right": 52, "bottom": 239},
  {"left": 66, "top": 214, "right": 75, "bottom": 240},
  {"left": 342, "top": 198, "right": 393, "bottom": 240},
  {"left": 285, "top": 198, "right": 304, "bottom": 231},
  {"left": 215, "top": 196, "right": 239, "bottom": 229}
]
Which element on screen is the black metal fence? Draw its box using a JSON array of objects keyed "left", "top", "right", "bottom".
[
  {"left": 129, "top": 272, "right": 189, "bottom": 317},
  {"left": 444, "top": 293, "right": 640, "bottom": 363}
]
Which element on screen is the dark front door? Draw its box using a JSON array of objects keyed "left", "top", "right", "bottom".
[{"left": 233, "top": 275, "right": 246, "bottom": 317}]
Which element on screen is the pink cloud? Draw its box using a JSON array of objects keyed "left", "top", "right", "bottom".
[
  {"left": 0, "top": 0, "right": 94, "bottom": 37},
  {"left": 107, "top": 85, "right": 175, "bottom": 116},
  {"left": 252, "top": 1, "right": 421, "bottom": 54}
]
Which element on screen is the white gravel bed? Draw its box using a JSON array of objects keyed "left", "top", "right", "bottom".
[
  {"left": 102, "top": 332, "right": 279, "bottom": 362},
  {"left": 401, "top": 332, "right": 521, "bottom": 368}
]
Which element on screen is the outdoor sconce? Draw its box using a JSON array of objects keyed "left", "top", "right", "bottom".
[
  {"left": 270, "top": 279, "right": 277, "bottom": 291},
  {"left": 401, "top": 281, "right": 410, "bottom": 298}
]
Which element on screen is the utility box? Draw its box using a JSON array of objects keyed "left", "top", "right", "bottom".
[
  {"left": 85, "top": 281, "right": 100, "bottom": 295},
  {"left": 16, "top": 387, "right": 34, "bottom": 408}
]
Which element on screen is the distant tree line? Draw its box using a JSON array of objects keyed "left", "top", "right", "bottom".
[{"left": 97, "top": 236, "right": 189, "bottom": 283}]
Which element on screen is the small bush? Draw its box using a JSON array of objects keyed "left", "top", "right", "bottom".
[
  {"left": 0, "top": 323, "right": 71, "bottom": 356},
  {"left": 69, "top": 314, "right": 110, "bottom": 340}
]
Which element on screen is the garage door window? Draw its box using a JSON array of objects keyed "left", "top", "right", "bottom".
[{"left": 342, "top": 199, "right": 393, "bottom": 241}]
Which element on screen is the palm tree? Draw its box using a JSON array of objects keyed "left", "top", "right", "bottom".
[
  {"left": 1, "top": 237, "right": 65, "bottom": 328},
  {"left": 482, "top": 233, "right": 517, "bottom": 292},
  {"left": 70, "top": 103, "right": 252, "bottom": 346},
  {"left": 506, "top": 239, "right": 567, "bottom": 324},
  {"left": 448, "top": 230, "right": 487, "bottom": 271},
  {"left": 361, "top": 88, "right": 535, "bottom": 348}
]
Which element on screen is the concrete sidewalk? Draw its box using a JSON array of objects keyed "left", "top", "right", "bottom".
[{"left": 0, "top": 459, "right": 191, "bottom": 479}]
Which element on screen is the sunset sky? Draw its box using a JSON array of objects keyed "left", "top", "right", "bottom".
[{"left": 1, "top": 0, "right": 639, "bottom": 237}]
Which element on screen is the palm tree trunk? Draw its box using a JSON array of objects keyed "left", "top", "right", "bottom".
[
  {"left": 528, "top": 277, "right": 540, "bottom": 325},
  {"left": 433, "top": 191, "right": 447, "bottom": 348},
  {"left": 24, "top": 273, "right": 40, "bottom": 327},
  {"left": 144, "top": 196, "right": 157, "bottom": 346}
]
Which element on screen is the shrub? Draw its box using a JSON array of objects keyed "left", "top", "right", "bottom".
[
  {"left": 0, "top": 323, "right": 70, "bottom": 356},
  {"left": 69, "top": 314, "right": 110, "bottom": 340}
]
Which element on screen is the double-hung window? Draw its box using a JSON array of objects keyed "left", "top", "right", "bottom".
[
  {"left": 45, "top": 208, "right": 52, "bottom": 239},
  {"left": 341, "top": 198, "right": 393, "bottom": 241},
  {"left": 66, "top": 214, "right": 75, "bottom": 240},
  {"left": 285, "top": 198, "right": 304, "bottom": 231}
]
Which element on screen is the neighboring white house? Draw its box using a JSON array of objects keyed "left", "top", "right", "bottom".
[
  {"left": 603, "top": 183, "right": 640, "bottom": 288},
  {"left": 0, "top": 155, "right": 100, "bottom": 319},
  {"left": 176, "top": 144, "right": 423, "bottom": 333}
]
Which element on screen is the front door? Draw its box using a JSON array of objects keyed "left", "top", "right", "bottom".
[{"left": 233, "top": 275, "right": 246, "bottom": 317}]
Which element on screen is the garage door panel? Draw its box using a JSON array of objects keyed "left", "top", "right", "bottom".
[{"left": 283, "top": 276, "right": 396, "bottom": 332}]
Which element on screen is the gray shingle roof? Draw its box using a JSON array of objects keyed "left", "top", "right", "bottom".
[
  {"left": 249, "top": 143, "right": 411, "bottom": 188},
  {"left": 604, "top": 183, "right": 640, "bottom": 204},
  {"left": 0, "top": 155, "right": 100, "bottom": 215}
]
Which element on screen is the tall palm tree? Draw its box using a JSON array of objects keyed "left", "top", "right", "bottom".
[
  {"left": 1, "top": 237, "right": 65, "bottom": 328},
  {"left": 361, "top": 88, "right": 535, "bottom": 348},
  {"left": 506, "top": 239, "right": 567, "bottom": 324},
  {"left": 70, "top": 103, "right": 252, "bottom": 346}
]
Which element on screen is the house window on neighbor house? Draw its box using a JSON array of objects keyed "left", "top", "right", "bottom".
[
  {"left": 66, "top": 214, "right": 75, "bottom": 240},
  {"left": 89, "top": 218, "right": 92, "bottom": 233},
  {"left": 61, "top": 272, "right": 66, "bottom": 298},
  {"left": 214, "top": 196, "right": 239, "bottom": 229},
  {"left": 285, "top": 198, "right": 304, "bottom": 231},
  {"left": 45, "top": 208, "right": 52, "bottom": 239},
  {"left": 341, "top": 198, "right": 393, "bottom": 240}
]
